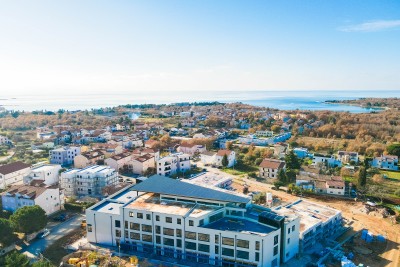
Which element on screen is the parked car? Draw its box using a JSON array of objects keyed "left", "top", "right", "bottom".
[
  {"left": 38, "top": 229, "right": 50, "bottom": 239},
  {"left": 53, "top": 214, "right": 67, "bottom": 222}
]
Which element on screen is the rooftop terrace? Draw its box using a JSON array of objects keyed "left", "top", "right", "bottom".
[{"left": 203, "top": 217, "right": 276, "bottom": 236}]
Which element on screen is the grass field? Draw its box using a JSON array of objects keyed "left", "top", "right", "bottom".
[
  {"left": 221, "top": 164, "right": 259, "bottom": 177},
  {"left": 381, "top": 170, "right": 400, "bottom": 180}
]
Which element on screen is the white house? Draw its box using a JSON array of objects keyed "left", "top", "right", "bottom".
[
  {"left": 259, "top": 159, "right": 286, "bottom": 179},
  {"left": 337, "top": 151, "right": 358, "bottom": 164},
  {"left": 49, "top": 146, "right": 81, "bottom": 166},
  {"left": 177, "top": 144, "right": 207, "bottom": 155},
  {"left": 0, "top": 135, "right": 11, "bottom": 145},
  {"left": 1, "top": 184, "right": 63, "bottom": 215},
  {"left": 23, "top": 163, "right": 62, "bottom": 186},
  {"left": 371, "top": 155, "right": 398, "bottom": 170},
  {"left": 215, "top": 150, "right": 236, "bottom": 168},
  {"left": 0, "top": 161, "right": 31, "bottom": 189},
  {"left": 156, "top": 153, "right": 191, "bottom": 177}
]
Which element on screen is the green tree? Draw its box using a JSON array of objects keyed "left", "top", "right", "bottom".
[
  {"left": 222, "top": 154, "right": 229, "bottom": 167},
  {"left": 5, "top": 252, "right": 31, "bottom": 267},
  {"left": 285, "top": 151, "right": 301, "bottom": 169},
  {"left": 32, "top": 260, "right": 55, "bottom": 267},
  {"left": 277, "top": 169, "right": 287, "bottom": 183},
  {"left": 358, "top": 167, "right": 367, "bottom": 188},
  {"left": 387, "top": 143, "right": 400, "bottom": 157},
  {"left": 10, "top": 206, "right": 47, "bottom": 234},
  {"left": 285, "top": 169, "right": 297, "bottom": 183},
  {"left": 177, "top": 122, "right": 182, "bottom": 128},
  {"left": 0, "top": 218, "right": 16, "bottom": 247}
]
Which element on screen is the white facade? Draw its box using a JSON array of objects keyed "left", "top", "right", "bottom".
[
  {"left": 61, "top": 165, "right": 118, "bottom": 197},
  {"left": 157, "top": 153, "right": 191, "bottom": 176},
  {"left": 371, "top": 155, "right": 399, "bottom": 170},
  {"left": 255, "top": 131, "right": 274, "bottom": 137},
  {"left": 24, "top": 163, "right": 62, "bottom": 186},
  {"left": 0, "top": 162, "right": 31, "bottom": 190},
  {"left": 177, "top": 145, "right": 207, "bottom": 155},
  {"left": 0, "top": 135, "right": 11, "bottom": 145},
  {"left": 50, "top": 146, "right": 81, "bottom": 166},
  {"left": 86, "top": 176, "right": 300, "bottom": 267}
]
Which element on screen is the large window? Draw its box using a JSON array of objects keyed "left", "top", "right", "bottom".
[
  {"left": 209, "top": 212, "right": 223, "bottom": 223},
  {"left": 177, "top": 218, "right": 182, "bottom": 224},
  {"left": 130, "top": 232, "right": 140, "bottom": 240},
  {"left": 130, "top": 222, "right": 140, "bottom": 231},
  {"left": 156, "top": 235, "right": 161, "bottom": 244},
  {"left": 142, "top": 234, "right": 152, "bottom": 242},
  {"left": 255, "top": 241, "right": 260, "bottom": 250},
  {"left": 115, "top": 220, "right": 121, "bottom": 228},
  {"left": 237, "top": 239, "right": 249, "bottom": 249},
  {"left": 166, "top": 217, "right": 172, "bottom": 223},
  {"left": 198, "top": 233, "right": 210, "bottom": 242},
  {"left": 237, "top": 250, "right": 249, "bottom": 260},
  {"left": 163, "top": 238, "right": 174, "bottom": 247},
  {"left": 185, "top": 231, "right": 197, "bottom": 240},
  {"left": 215, "top": 235, "right": 219, "bottom": 243},
  {"left": 222, "top": 248, "right": 234, "bottom": 257},
  {"left": 129, "top": 211, "right": 134, "bottom": 217},
  {"left": 115, "top": 229, "right": 121, "bottom": 237},
  {"left": 274, "top": 235, "right": 279, "bottom": 245},
  {"left": 156, "top": 225, "right": 161, "bottom": 234},
  {"left": 137, "top": 213, "right": 143, "bottom": 219},
  {"left": 87, "top": 224, "right": 92, "bottom": 232},
  {"left": 189, "top": 220, "right": 194, "bottom": 226},
  {"left": 255, "top": 252, "right": 260, "bottom": 262},
  {"left": 273, "top": 245, "right": 279, "bottom": 256},
  {"left": 142, "top": 224, "right": 152, "bottom": 233},
  {"left": 222, "top": 237, "right": 234, "bottom": 246},
  {"left": 156, "top": 215, "right": 160, "bottom": 221},
  {"left": 124, "top": 221, "right": 128, "bottom": 229},
  {"left": 176, "top": 229, "right": 182, "bottom": 237},
  {"left": 163, "top": 228, "right": 174, "bottom": 236},
  {"left": 146, "top": 214, "right": 151, "bottom": 220},
  {"left": 177, "top": 239, "right": 182, "bottom": 248},
  {"left": 185, "top": 241, "right": 196, "bottom": 250},
  {"left": 198, "top": 244, "right": 210, "bottom": 253}
]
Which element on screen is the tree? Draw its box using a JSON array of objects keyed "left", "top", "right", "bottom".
[
  {"left": 177, "top": 122, "right": 182, "bottom": 128},
  {"left": 274, "top": 180, "right": 285, "bottom": 190},
  {"left": 285, "top": 169, "right": 297, "bottom": 183},
  {"left": 0, "top": 218, "right": 16, "bottom": 247},
  {"left": 357, "top": 167, "right": 367, "bottom": 188},
  {"left": 222, "top": 154, "right": 229, "bottom": 167},
  {"left": 5, "top": 252, "right": 31, "bottom": 267},
  {"left": 32, "top": 260, "right": 55, "bottom": 267},
  {"left": 387, "top": 143, "right": 400, "bottom": 157},
  {"left": 10, "top": 206, "right": 47, "bottom": 234},
  {"left": 277, "top": 169, "right": 287, "bottom": 183},
  {"left": 226, "top": 141, "right": 233, "bottom": 150},
  {"left": 285, "top": 151, "right": 301, "bottom": 169},
  {"left": 367, "top": 185, "right": 387, "bottom": 204}
]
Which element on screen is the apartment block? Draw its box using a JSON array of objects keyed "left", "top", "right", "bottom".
[
  {"left": 86, "top": 175, "right": 300, "bottom": 267},
  {"left": 23, "top": 163, "right": 62, "bottom": 186},
  {"left": 50, "top": 146, "right": 81, "bottom": 166},
  {"left": 61, "top": 165, "right": 118, "bottom": 197},
  {"left": 157, "top": 153, "right": 191, "bottom": 176}
]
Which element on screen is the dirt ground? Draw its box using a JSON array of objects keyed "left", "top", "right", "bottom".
[{"left": 232, "top": 178, "right": 400, "bottom": 267}]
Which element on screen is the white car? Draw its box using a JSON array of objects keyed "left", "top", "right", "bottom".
[{"left": 39, "top": 229, "right": 50, "bottom": 238}]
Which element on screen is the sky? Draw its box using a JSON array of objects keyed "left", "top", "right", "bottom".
[{"left": 0, "top": 0, "right": 399, "bottom": 95}]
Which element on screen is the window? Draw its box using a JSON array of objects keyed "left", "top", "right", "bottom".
[
  {"left": 274, "top": 235, "right": 279, "bottom": 245},
  {"left": 185, "top": 231, "right": 196, "bottom": 240},
  {"left": 124, "top": 230, "right": 129, "bottom": 238},
  {"left": 198, "top": 233, "right": 210, "bottom": 242},
  {"left": 156, "top": 215, "right": 160, "bottom": 221},
  {"left": 222, "top": 237, "right": 234, "bottom": 246},
  {"left": 124, "top": 221, "right": 128, "bottom": 229},
  {"left": 130, "top": 223, "right": 140, "bottom": 231},
  {"left": 287, "top": 238, "right": 290, "bottom": 244},
  {"left": 215, "top": 245, "right": 219, "bottom": 254},
  {"left": 177, "top": 239, "right": 182, "bottom": 248},
  {"left": 185, "top": 241, "right": 196, "bottom": 250},
  {"left": 176, "top": 229, "right": 182, "bottom": 237},
  {"left": 163, "top": 228, "right": 174, "bottom": 236},
  {"left": 166, "top": 217, "right": 172, "bottom": 223},
  {"left": 163, "top": 237, "right": 174, "bottom": 246},
  {"left": 142, "top": 234, "right": 152, "bottom": 242},
  {"left": 198, "top": 244, "right": 210, "bottom": 253},
  {"left": 87, "top": 224, "right": 92, "bottom": 232},
  {"left": 288, "top": 228, "right": 291, "bottom": 234},
  {"left": 141, "top": 224, "right": 152, "bottom": 233},
  {"left": 222, "top": 248, "right": 234, "bottom": 257},
  {"left": 156, "top": 225, "right": 161, "bottom": 234},
  {"left": 237, "top": 239, "right": 249, "bottom": 249},
  {"left": 189, "top": 220, "right": 194, "bottom": 226},
  {"left": 273, "top": 245, "right": 278, "bottom": 256},
  {"left": 156, "top": 236, "right": 161, "bottom": 244},
  {"left": 177, "top": 218, "right": 181, "bottom": 224},
  {"left": 115, "top": 220, "right": 121, "bottom": 228},
  {"left": 115, "top": 229, "right": 121, "bottom": 237},
  {"left": 199, "top": 219, "right": 204, "bottom": 226},
  {"left": 146, "top": 214, "right": 151, "bottom": 220},
  {"left": 237, "top": 250, "right": 249, "bottom": 260},
  {"left": 130, "top": 232, "right": 140, "bottom": 240},
  {"left": 255, "top": 241, "right": 260, "bottom": 250},
  {"left": 137, "top": 213, "right": 143, "bottom": 219},
  {"left": 255, "top": 252, "right": 260, "bottom": 262},
  {"left": 292, "top": 225, "right": 295, "bottom": 231},
  {"left": 215, "top": 235, "right": 219, "bottom": 244}
]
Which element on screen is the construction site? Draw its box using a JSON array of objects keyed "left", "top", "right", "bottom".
[{"left": 232, "top": 177, "right": 400, "bottom": 267}]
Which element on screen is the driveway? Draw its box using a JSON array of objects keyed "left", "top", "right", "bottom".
[{"left": 21, "top": 214, "right": 84, "bottom": 259}]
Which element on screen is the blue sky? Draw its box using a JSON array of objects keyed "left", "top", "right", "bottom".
[{"left": 0, "top": 0, "right": 399, "bottom": 94}]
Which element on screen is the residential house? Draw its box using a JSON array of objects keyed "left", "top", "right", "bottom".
[
  {"left": 74, "top": 150, "right": 105, "bottom": 168},
  {"left": 0, "top": 162, "right": 31, "bottom": 189},
  {"left": 274, "top": 143, "right": 289, "bottom": 159},
  {"left": 127, "top": 154, "right": 155, "bottom": 175},
  {"left": 312, "top": 155, "right": 341, "bottom": 168},
  {"left": 200, "top": 151, "right": 217, "bottom": 166},
  {"left": 132, "top": 147, "right": 160, "bottom": 161},
  {"left": 61, "top": 165, "right": 118, "bottom": 197},
  {"left": 0, "top": 135, "right": 11, "bottom": 145},
  {"left": 49, "top": 146, "right": 81, "bottom": 166},
  {"left": 215, "top": 149, "right": 236, "bottom": 167},
  {"left": 105, "top": 152, "right": 133, "bottom": 172},
  {"left": 23, "top": 163, "right": 62, "bottom": 186},
  {"left": 1, "top": 184, "right": 63, "bottom": 215},
  {"left": 145, "top": 139, "right": 160, "bottom": 149},
  {"left": 91, "top": 143, "right": 123, "bottom": 158},
  {"left": 259, "top": 159, "right": 286, "bottom": 179},
  {"left": 156, "top": 153, "right": 191, "bottom": 176},
  {"left": 337, "top": 151, "right": 359, "bottom": 164},
  {"left": 177, "top": 144, "right": 207, "bottom": 155},
  {"left": 371, "top": 155, "right": 399, "bottom": 170}
]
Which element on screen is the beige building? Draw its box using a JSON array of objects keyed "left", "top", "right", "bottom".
[
  {"left": 105, "top": 152, "right": 133, "bottom": 172},
  {"left": 74, "top": 150, "right": 105, "bottom": 168},
  {"left": 128, "top": 154, "right": 155, "bottom": 175},
  {"left": 259, "top": 158, "right": 286, "bottom": 179}
]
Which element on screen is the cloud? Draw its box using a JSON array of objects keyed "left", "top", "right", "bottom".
[{"left": 339, "top": 20, "right": 400, "bottom": 32}]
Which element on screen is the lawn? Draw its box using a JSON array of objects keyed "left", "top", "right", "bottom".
[
  {"left": 380, "top": 170, "right": 400, "bottom": 180},
  {"left": 221, "top": 164, "right": 259, "bottom": 177}
]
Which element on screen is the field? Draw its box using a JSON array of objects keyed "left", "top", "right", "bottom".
[{"left": 381, "top": 170, "right": 400, "bottom": 180}]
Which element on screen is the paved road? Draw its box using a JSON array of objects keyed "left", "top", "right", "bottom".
[{"left": 21, "top": 214, "right": 84, "bottom": 259}]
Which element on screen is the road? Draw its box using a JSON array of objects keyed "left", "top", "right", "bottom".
[{"left": 21, "top": 214, "right": 84, "bottom": 259}]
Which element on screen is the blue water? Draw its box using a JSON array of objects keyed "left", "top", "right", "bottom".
[{"left": 0, "top": 90, "right": 399, "bottom": 113}]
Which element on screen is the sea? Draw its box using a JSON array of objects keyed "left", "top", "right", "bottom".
[{"left": 0, "top": 90, "right": 399, "bottom": 113}]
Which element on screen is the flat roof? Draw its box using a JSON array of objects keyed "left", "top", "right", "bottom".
[
  {"left": 184, "top": 173, "right": 232, "bottom": 188},
  {"left": 91, "top": 201, "right": 122, "bottom": 215},
  {"left": 111, "top": 190, "right": 138, "bottom": 204},
  {"left": 32, "top": 164, "right": 58, "bottom": 172},
  {"left": 133, "top": 175, "right": 250, "bottom": 204},
  {"left": 203, "top": 217, "right": 276, "bottom": 236}
]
